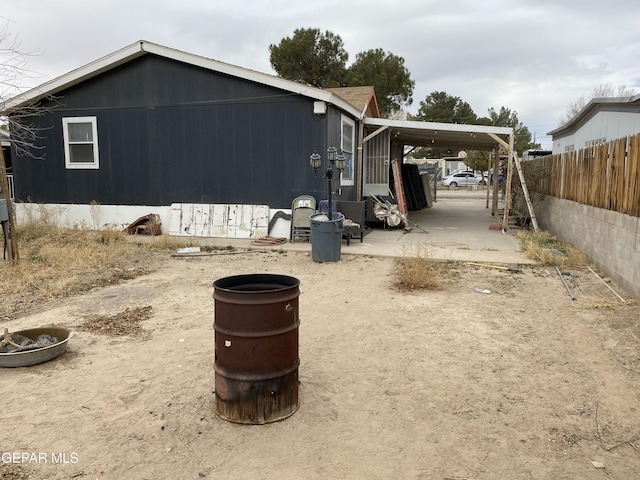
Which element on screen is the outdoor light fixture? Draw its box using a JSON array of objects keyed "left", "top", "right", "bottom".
[
  {"left": 327, "top": 145, "right": 337, "bottom": 162},
  {"left": 309, "top": 146, "right": 346, "bottom": 218},
  {"left": 310, "top": 151, "right": 322, "bottom": 170}
]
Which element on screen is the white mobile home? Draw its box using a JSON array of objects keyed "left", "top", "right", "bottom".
[{"left": 548, "top": 94, "right": 640, "bottom": 154}]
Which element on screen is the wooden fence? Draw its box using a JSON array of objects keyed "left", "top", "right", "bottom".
[{"left": 523, "top": 133, "right": 640, "bottom": 218}]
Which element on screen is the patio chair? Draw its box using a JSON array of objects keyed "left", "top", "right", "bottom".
[
  {"left": 290, "top": 195, "right": 316, "bottom": 242},
  {"left": 336, "top": 200, "right": 366, "bottom": 245}
]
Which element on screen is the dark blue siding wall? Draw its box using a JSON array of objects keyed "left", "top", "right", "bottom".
[{"left": 13, "top": 55, "right": 330, "bottom": 209}]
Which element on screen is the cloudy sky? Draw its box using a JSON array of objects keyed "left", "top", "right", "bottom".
[{"left": 3, "top": 0, "right": 640, "bottom": 149}]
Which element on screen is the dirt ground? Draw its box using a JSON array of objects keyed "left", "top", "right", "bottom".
[{"left": 1, "top": 249, "right": 639, "bottom": 480}]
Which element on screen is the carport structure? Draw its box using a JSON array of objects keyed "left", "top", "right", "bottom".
[{"left": 359, "top": 118, "right": 516, "bottom": 229}]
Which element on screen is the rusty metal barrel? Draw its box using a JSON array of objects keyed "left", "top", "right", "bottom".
[{"left": 213, "top": 274, "right": 300, "bottom": 424}]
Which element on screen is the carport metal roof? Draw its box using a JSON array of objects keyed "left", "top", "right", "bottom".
[{"left": 364, "top": 117, "right": 514, "bottom": 152}]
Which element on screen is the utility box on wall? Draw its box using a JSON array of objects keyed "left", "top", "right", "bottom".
[{"left": 0, "top": 199, "right": 9, "bottom": 221}]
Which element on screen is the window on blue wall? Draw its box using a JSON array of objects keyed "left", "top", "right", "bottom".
[
  {"left": 63, "top": 117, "right": 99, "bottom": 169},
  {"left": 340, "top": 115, "right": 355, "bottom": 186}
]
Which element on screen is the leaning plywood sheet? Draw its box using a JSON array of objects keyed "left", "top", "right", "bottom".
[
  {"left": 420, "top": 174, "right": 433, "bottom": 208},
  {"left": 168, "top": 204, "right": 269, "bottom": 238},
  {"left": 391, "top": 159, "right": 407, "bottom": 215}
]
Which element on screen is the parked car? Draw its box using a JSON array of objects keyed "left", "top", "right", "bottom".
[{"left": 441, "top": 171, "right": 486, "bottom": 188}]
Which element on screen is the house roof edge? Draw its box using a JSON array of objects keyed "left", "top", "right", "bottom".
[
  {"left": 547, "top": 93, "right": 640, "bottom": 137},
  {"left": 2, "top": 40, "right": 362, "bottom": 119}
]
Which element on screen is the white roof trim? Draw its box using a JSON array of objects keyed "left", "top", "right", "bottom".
[
  {"left": 366, "top": 117, "right": 512, "bottom": 135},
  {"left": 2, "top": 40, "right": 362, "bottom": 118}
]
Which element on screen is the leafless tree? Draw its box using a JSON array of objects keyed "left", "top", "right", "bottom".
[
  {"left": 1, "top": 18, "right": 57, "bottom": 159},
  {"left": 0, "top": 17, "right": 54, "bottom": 264},
  {"left": 559, "top": 83, "right": 638, "bottom": 127}
]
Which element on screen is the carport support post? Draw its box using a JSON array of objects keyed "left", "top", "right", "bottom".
[
  {"left": 486, "top": 152, "right": 492, "bottom": 209},
  {"left": 501, "top": 134, "right": 515, "bottom": 231},
  {"left": 491, "top": 150, "right": 499, "bottom": 216}
]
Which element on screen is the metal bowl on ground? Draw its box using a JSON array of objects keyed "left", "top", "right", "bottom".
[{"left": 0, "top": 327, "right": 74, "bottom": 368}]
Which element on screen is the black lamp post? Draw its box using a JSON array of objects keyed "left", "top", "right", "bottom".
[{"left": 310, "top": 146, "right": 347, "bottom": 218}]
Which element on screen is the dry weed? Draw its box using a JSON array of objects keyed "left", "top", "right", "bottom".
[
  {"left": 1, "top": 211, "right": 243, "bottom": 322},
  {"left": 147, "top": 235, "right": 236, "bottom": 253},
  {"left": 89, "top": 199, "right": 102, "bottom": 229},
  {"left": 0, "top": 462, "right": 31, "bottom": 480},
  {"left": 1, "top": 219, "right": 159, "bottom": 321},
  {"left": 517, "top": 230, "right": 588, "bottom": 268},
  {"left": 148, "top": 234, "right": 197, "bottom": 250},
  {"left": 392, "top": 243, "right": 449, "bottom": 291},
  {"left": 78, "top": 306, "right": 153, "bottom": 336}
]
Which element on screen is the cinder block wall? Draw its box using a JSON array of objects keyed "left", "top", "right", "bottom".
[{"left": 535, "top": 197, "right": 640, "bottom": 300}]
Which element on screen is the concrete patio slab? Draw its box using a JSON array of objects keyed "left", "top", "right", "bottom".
[{"left": 195, "top": 189, "right": 535, "bottom": 265}]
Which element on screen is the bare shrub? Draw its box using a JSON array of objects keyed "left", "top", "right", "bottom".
[{"left": 392, "top": 243, "right": 446, "bottom": 291}]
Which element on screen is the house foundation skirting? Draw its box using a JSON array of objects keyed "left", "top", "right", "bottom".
[
  {"left": 535, "top": 196, "right": 640, "bottom": 300},
  {"left": 13, "top": 203, "right": 292, "bottom": 240}
]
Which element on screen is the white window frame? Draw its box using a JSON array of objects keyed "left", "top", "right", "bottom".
[
  {"left": 340, "top": 115, "right": 355, "bottom": 186},
  {"left": 63, "top": 116, "right": 99, "bottom": 169}
]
